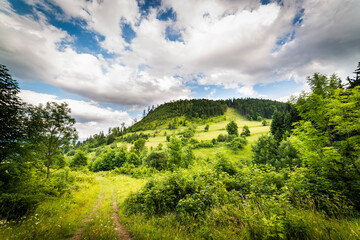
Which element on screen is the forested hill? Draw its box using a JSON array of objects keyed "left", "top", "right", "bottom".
[
  {"left": 129, "top": 98, "right": 286, "bottom": 132},
  {"left": 129, "top": 99, "right": 227, "bottom": 132},
  {"left": 223, "top": 98, "right": 287, "bottom": 120}
]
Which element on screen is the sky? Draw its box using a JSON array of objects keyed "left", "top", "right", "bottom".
[{"left": 1, "top": 0, "right": 360, "bottom": 139}]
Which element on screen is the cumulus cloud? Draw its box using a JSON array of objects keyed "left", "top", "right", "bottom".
[
  {"left": 1, "top": 0, "right": 360, "bottom": 110},
  {"left": 19, "top": 90, "right": 132, "bottom": 138},
  {"left": 0, "top": 1, "right": 190, "bottom": 106}
]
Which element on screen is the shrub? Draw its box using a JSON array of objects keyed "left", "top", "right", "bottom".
[
  {"left": 125, "top": 169, "right": 226, "bottom": 217},
  {"left": 217, "top": 134, "right": 228, "bottom": 142},
  {"left": 0, "top": 193, "right": 39, "bottom": 220},
  {"left": 134, "top": 138, "right": 146, "bottom": 152},
  {"left": 230, "top": 136, "right": 247, "bottom": 151},
  {"left": 241, "top": 125, "right": 250, "bottom": 136},
  {"left": 127, "top": 152, "right": 141, "bottom": 166},
  {"left": 70, "top": 150, "right": 88, "bottom": 168},
  {"left": 91, "top": 148, "right": 127, "bottom": 172},
  {"left": 146, "top": 151, "right": 168, "bottom": 170},
  {"left": 204, "top": 124, "right": 209, "bottom": 132},
  {"left": 197, "top": 140, "right": 214, "bottom": 148},
  {"left": 215, "top": 154, "right": 237, "bottom": 176}
]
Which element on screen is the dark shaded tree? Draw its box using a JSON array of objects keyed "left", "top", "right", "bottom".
[
  {"left": 226, "top": 121, "right": 238, "bottom": 136},
  {"left": 0, "top": 64, "right": 24, "bottom": 161}
]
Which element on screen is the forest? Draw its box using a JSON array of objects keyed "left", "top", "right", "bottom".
[{"left": 1, "top": 63, "right": 360, "bottom": 239}]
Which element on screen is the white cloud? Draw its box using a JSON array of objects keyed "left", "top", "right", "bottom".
[
  {"left": 1, "top": 0, "right": 360, "bottom": 110},
  {"left": 0, "top": 2, "right": 190, "bottom": 106},
  {"left": 209, "top": 89, "right": 216, "bottom": 96},
  {"left": 19, "top": 90, "right": 132, "bottom": 138}
]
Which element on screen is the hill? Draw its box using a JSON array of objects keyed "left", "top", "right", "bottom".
[{"left": 129, "top": 98, "right": 286, "bottom": 132}]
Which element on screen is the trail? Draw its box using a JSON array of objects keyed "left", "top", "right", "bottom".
[
  {"left": 70, "top": 194, "right": 104, "bottom": 240},
  {"left": 112, "top": 200, "right": 133, "bottom": 240},
  {"left": 69, "top": 176, "right": 136, "bottom": 240}
]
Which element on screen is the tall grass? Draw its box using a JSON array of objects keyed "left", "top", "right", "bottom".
[
  {"left": 0, "top": 171, "right": 100, "bottom": 240},
  {"left": 121, "top": 194, "right": 360, "bottom": 240}
]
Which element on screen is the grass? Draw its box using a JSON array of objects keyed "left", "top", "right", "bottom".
[
  {"left": 119, "top": 196, "right": 360, "bottom": 240},
  {"left": 0, "top": 172, "right": 146, "bottom": 240},
  {"left": 0, "top": 171, "right": 100, "bottom": 240},
  {"left": 112, "top": 108, "right": 271, "bottom": 160},
  {"left": 1, "top": 171, "right": 359, "bottom": 240}
]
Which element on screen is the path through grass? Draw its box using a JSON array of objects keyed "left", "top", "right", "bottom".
[{"left": 0, "top": 173, "right": 145, "bottom": 240}]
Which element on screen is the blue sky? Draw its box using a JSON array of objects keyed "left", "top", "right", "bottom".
[{"left": 1, "top": 0, "right": 359, "bottom": 138}]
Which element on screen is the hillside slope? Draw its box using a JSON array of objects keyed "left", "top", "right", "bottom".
[{"left": 129, "top": 98, "right": 286, "bottom": 132}]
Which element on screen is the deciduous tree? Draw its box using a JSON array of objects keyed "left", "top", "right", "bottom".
[{"left": 28, "top": 102, "right": 77, "bottom": 179}]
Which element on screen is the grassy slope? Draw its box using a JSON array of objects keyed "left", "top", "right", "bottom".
[{"left": 114, "top": 108, "right": 271, "bottom": 162}]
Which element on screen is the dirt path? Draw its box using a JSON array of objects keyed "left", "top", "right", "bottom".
[
  {"left": 113, "top": 200, "right": 133, "bottom": 240},
  {"left": 70, "top": 194, "right": 104, "bottom": 240}
]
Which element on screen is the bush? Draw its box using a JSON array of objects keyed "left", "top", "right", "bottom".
[
  {"left": 0, "top": 193, "right": 39, "bottom": 220},
  {"left": 70, "top": 150, "right": 88, "bottom": 168},
  {"left": 146, "top": 151, "right": 168, "bottom": 170},
  {"left": 134, "top": 138, "right": 146, "bottom": 152},
  {"left": 252, "top": 135, "right": 301, "bottom": 170},
  {"left": 215, "top": 154, "right": 237, "bottom": 176},
  {"left": 114, "top": 164, "right": 157, "bottom": 178},
  {"left": 230, "top": 136, "right": 247, "bottom": 151},
  {"left": 241, "top": 125, "right": 250, "bottom": 136},
  {"left": 91, "top": 148, "right": 127, "bottom": 172},
  {"left": 127, "top": 152, "right": 141, "bottom": 166},
  {"left": 204, "top": 124, "right": 209, "bottom": 132},
  {"left": 125, "top": 169, "right": 226, "bottom": 217},
  {"left": 197, "top": 140, "right": 214, "bottom": 148},
  {"left": 217, "top": 134, "right": 228, "bottom": 142}
]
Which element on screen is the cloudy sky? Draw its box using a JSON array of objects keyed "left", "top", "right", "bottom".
[{"left": 1, "top": 0, "right": 359, "bottom": 138}]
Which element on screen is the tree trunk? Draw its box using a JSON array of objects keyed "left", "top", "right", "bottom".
[{"left": 46, "top": 155, "right": 51, "bottom": 179}]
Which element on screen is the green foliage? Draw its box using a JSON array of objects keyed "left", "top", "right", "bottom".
[
  {"left": 270, "top": 110, "right": 284, "bottom": 142},
  {"left": 27, "top": 102, "right": 78, "bottom": 178},
  {"left": 217, "top": 133, "right": 228, "bottom": 142},
  {"left": 125, "top": 169, "right": 227, "bottom": 217},
  {"left": 146, "top": 151, "right": 168, "bottom": 171},
  {"left": 182, "top": 126, "right": 195, "bottom": 139},
  {"left": 122, "top": 132, "right": 149, "bottom": 143},
  {"left": 262, "top": 119, "right": 267, "bottom": 126},
  {"left": 127, "top": 152, "right": 141, "bottom": 166},
  {"left": 0, "top": 64, "right": 24, "bottom": 162},
  {"left": 291, "top": 74, "right": 360, "bottom": 209},
  {"left": 204, "top": 124, "right": 209, "bottom": 132},
  {"left": 130, "top": 99, "right": 227, "bottom": 131},
  {"left": 215, "top": 154, "right": 237, "bottom": 175},
  {"left": 91, "top": 148, "right": 127, "bottom": 172},
  {"left": 241, "top": 125, "right": 250, "bottom": 136},
  {"left": 197, "top": 140, "right": 214, "bottom": 148},
  {"left": 114, "top": 164, "right": 157, "bottom": 178},
  {"left": 226, "top": 121, "right": 239, "bottom": 136},
  {"left": 70, "top": 150, "right": 88, "bottom": 168},
  {"left": 134, "top": 138, "right": 146, "bottom": 153},
  {"left": 230, "top": 136, "right": 247, "bottom": 151},
  {"left": 252, "top": 134, "right": 301, "bottom": 170},
  {"left": 167, "top": 137, "right": 182, "bottom": 171},
  {"left": 225, "top": 98, "right": 287, "bottom": 120}
]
